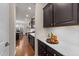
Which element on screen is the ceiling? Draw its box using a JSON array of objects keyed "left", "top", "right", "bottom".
[{"left": 16, "top": 3, "right": 35, "bottom": 21}]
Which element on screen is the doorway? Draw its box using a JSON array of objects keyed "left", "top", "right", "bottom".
[{"left": 15, "top": 3, "right": 36, "bottom": 56}]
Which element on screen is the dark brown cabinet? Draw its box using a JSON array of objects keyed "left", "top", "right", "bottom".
[
  {"left": 54, "top": 3, "right": 74, "bottom": 26},
  {"left": 28, "top": 34, "right": 35, "bottom": 50},
  {"left": 43, "top": 3, "right": 54, "bottom": 27},
  {"left": 38, "top": 40, "right": 47, "bottom": 56},
  {"left": 43, "top": 3, "right": 79, "bottom": 27},
  {"left": 46, "top": 45, "right": 63, "bottom": 56},
  {"left": 38, "top": 40, "right": 63, "bottom": 56}
]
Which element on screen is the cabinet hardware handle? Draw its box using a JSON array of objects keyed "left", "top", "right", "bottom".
[
  {"left": 51, "top": 24, "right": 53, "bottom": 26},
  {"left": 54, "top": 54, "right": 56, "bottom": 56}
]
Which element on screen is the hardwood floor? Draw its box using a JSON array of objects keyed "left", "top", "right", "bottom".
[{"left": 16, "top": 35, "right": 35, "bottom": 56}]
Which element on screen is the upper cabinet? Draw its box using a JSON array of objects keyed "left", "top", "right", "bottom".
[
  {"left": 54, "top": 3, "right": 73, "bottom": 26},
  {"left": 43, "top": 4, "right": 54, "bottom": 27},
  {"left": 43, "top": 3, "right": 79, "bottom": 27}
]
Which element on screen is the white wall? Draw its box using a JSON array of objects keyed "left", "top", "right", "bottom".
[
  {"left": 35, "top": 3, "right": 79, "bottom": 56},
  {"left": 0, "top": 3, "right": 9, "bottom": 56}
]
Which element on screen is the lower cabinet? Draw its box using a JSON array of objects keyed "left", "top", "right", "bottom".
[
  {"left": 46, "top": 45, "right": 63, "bottom": 56},
  {"left": 38, "top": 40, "right": 63, "bottom": 56},
  {"left": 28, "top": 34, "right": 35, "bottom": 51},
  {"left": 38, "top": 40, "right": 47, "bottom": 56}
]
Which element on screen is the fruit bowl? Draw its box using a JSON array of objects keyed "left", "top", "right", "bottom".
[{"left": 46, "top": 38, "right": 59, "bottom": 44}]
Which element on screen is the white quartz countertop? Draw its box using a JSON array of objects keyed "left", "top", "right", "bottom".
[
  {"left": 38, "top": 39, "right": 79, "bottom": 56},
  {"left": 29, "top": 33, "right": 35, "bottom": 37}
]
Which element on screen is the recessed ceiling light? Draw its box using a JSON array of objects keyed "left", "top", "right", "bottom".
[
  {"left": 26, "top": 15, "right": 29, "bottom": 17},
  {"left": 28, "top": 7, "right": 31, "bottom": 10}
]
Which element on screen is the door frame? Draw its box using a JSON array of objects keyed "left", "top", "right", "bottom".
[{"left": 9, "top": 3, "right": 16, "bottom": 56}]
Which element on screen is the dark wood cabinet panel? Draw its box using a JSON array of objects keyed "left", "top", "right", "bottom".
[
  {"left": 43, "top": 3, "right": 79, "bottom": 27},
  {"left": 28, "top": 34, "right": 35, "bottom": 50},
  {"left": 43, "top": 3, "right": 54, "bottom": 27},
  {"left": 54, "top": 3, "right": 74, "bottom": 26},
  {"left": 38, "top": 40, "right": 47, "bottom": 56},
  {"left": 77, "top": 4, "right": 79, "bottom": 24},
  {"left": 46, "top": 45, "right": 63, "bottom": 56},
  {"left": 38, "top": 40, "right": 63, "bottom": 56}
]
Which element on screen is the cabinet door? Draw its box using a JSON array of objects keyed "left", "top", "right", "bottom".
[
  {"left": 54, "top": 3, "right": 74, "bottom": 26},
  {"left": 43, "top": 4, "right": 54, "bottom": 27},
  {"left": 77, "top": 4, "right": 79, "bottom": 24},
  {"left": 38, "top": 40, "right": 47, "bottom": 56},
  {"left": 28, "top": 34, "right": 35, "bottom": 50},
  {"left": 30, "top": 36, "right": 35, "bottom": 50}
]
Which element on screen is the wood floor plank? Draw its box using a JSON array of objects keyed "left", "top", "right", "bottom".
[{"left": 16, "top": 35, "right": 35, "bottom": 56}]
